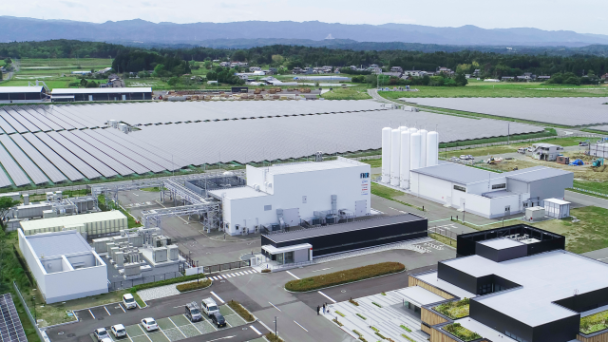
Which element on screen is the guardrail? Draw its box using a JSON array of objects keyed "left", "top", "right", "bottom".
[{"left": 571, "top": 187, "right": 608, "bottom": 198}]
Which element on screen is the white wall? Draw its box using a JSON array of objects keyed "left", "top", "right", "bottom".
[
  {"left": 18, "top": 229, "right": 46, "bottom": 294},
  {"left": 410, "top": 173, "right": 453, "bottom": 205}
]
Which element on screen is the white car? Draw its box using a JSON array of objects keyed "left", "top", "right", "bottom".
[
  {"left": 141, "top": 318, "right": 159, "bottom": 332},
  {"left": 94, "top": 328, "right": 109, "bottom": 342},
  {"left": 123, "top": 294, "right": 137, "bottom": 309},
  {"left": 111, "top": 324, "right": 127, "bottom": 338}
]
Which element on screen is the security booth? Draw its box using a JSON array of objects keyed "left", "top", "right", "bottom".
[
  {"left": 261, "top": 243, "right": 312, "bottom": 265},
  {"left": 544, "top": 198, "right": 570, "bottom": 219}
]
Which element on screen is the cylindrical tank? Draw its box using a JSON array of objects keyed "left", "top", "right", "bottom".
[
  {"left": 419, "top": 129, "right": 428, "bottom": 168},
  {"left": 381, "top": 127, "right": 392, "bottom": 183},
  {"left": 409, "top": 127, "right": 418, "bottom": 133},
  {"left": 410, "top": 132, "right": 421, "bottom": 170},
  {"left": 426, "top": 131, "right": 439, "bottom": 167},
  {"left": 400, "top": 130, "right": 411, "bottom": 189},
  {"left": 399, "top": 125, "right": 408, "bottom": 132},
  {"left": 390, "top": 129, "right": 401, "bottom": 186}
]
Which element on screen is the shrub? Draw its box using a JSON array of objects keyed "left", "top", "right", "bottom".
[
  {"left": 443, "top": 323, "right": 482, "bottom": 341},
  {"left": 261, "top": 268, "right": 271, "bottom": 273},
  {"left": 356, "top": 313, "right": 367, "bottom": 320},
  {"left": 349, "top": 298, "right": 359, "bottom": 306},
  {"left": 402, "top": 334, "right": 415, "bottom": 342},
  {"left": 400, "top": 325, "right": 412, "bottom": 332},
  {"left": 227, "top": 300, "right": 254, "bottom": 322},
  {"left": 335, "top": 310, "right": 345, "bottom": 317},
  {"left": 370, "top": 326, "right": 379, "bottom": 332},
  {"left": 176, "top": 279, "right": 212, "bottom": 292},
  {"left": 130, "top": 274, "right": 205, "bottom": 292},
  {"left": 434, "top": 298, "right": 470, "bottom": 319},
  {"left": 372, "top": 302, "right": 382, "bottom": 308},
  {"left": 333, "top": 317, "right": 343, "bottom": 326},
  {"left": 285, "top": 262, "right": 405, "bottom": 292},
  {"left": 375, "top": 332, "right": 386, "bottom": 339},
  {"left": 265, "top": 332, "right": 284, "bottom": 342}
]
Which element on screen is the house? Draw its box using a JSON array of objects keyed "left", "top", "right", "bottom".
[
  {"left": 230, "top": 62, "right": 248, "bottom": 68},
  {"left": 219, "top": 62, "right": 230, "bottom": 67},
  {"left": 369, "top": 64, "right": 379, "bottom": 68},
  {"left": 382, "top": 72, "right": 402, "bottom": 78},
  {"left": 249, "top": 66, "right": 261, "bottom": 72},
  {"left": 537, "top": 75, "right": 551, "bottom": 80},
  {"left": 390, "top": 66, "right": 403, "bottom": 73},
  {"left": 530, "top": 143, "right": 564, "bottom": 161},
  {"left": 403, "top": 70, "right": 424, "bottom": 77},
  {"left": 436, "top": 67, "right": 454, "bottom": 76},
  {"left": 601, "top": 73, "right": 608, "bottom": 80},
  {"left": 369, "top": 67, "right": 383, "bottom": 74},
  {"left": 502, "top": 76, "right": 516, "bottom": 81},
  {"left": 473, "top": 69, "right": 481, "bottom": 77},
  {"left": 292, "top": 67, "right": 304, "bottom": 74}
]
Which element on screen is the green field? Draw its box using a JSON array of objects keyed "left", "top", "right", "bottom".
[
  {"left": 18, "top": 58, "right": 111, "bottom": 69},
  {"left": 321, "top": 86, "right": 372, "bottom": 100},
  {"left": 380, "top": 81, "right": 608, "bottom": 98}
]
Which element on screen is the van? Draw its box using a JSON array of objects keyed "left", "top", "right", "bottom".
[
  {"left": 201, "top": 298, "right": 219, "bottom": 317},
  {"left": 185, "top": 302, "right": 203, "bottom": 322},
  {"left": 517, "top": 148, "right": 526, "bottom": 154},
  {"left": 123, "top": 294, "right": 137, "bottom": 309}
]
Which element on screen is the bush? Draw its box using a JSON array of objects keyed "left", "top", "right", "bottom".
[
  {"left": 285, "top": 262, "right": 405, "bottom": 292},
  {"left": 261, "top": 268, "right": 271, "bottom": 273},
  {"left": 443, "top": 323, "right": 482, "bottom": 341},
  {"left": 176, "top": 279, "right": 212, "bottom": 292},
  {"left": 265, "top": 333, "right": 284, "bottom": 342},
  {"left": 434, "top": 298, "right": 470, "bottom": 319},
  {"left": 130, "top": 274, "right": 205, "bottom": 292},
  {"left": 227, "top": 300, "right": 254, "bottom": 322}
]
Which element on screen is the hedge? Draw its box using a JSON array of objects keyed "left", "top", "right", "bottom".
[
  {"left": 130, "top": 274, "right": 205, "bottom": 293},
  {"left": 285, "top": 262, "right": 405, "bottom": 292},
  {"left": 176, "top": 279, "right": 212, "bottom": 292},
  {"left": 227, "top": 300, "right": 255, "bottom": 322},
  {"left": 265, "top": 333, "right": 284, "bottom": 342}
]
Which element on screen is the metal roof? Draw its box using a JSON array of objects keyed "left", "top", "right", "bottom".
[
  {"left": 0, "top": 87, "right": 44, "bottom": 94},
  {"left": 51, "top": 87, "right": 152, "bottom": 94},
  {"left": 478, "top": 238, "right": 524, "bottom": 250},
  {"left": 24, "top": 230, "right": 92, "bottom": 258},
  {"left": 20, "top": 211, "right": 126, "bottom": 231},
  {"left": 263, "top": 214, "right": 425, "bottom": 244},
  {"left": 411, "top": 162, "right": 503, "bottom": 185},
  {"left": 503, "top": 166, "right": 572, "bottom": 182}
]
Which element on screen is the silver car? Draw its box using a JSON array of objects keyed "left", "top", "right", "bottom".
[{"left": 111, "top": 324, "right": 127, "bottom": 338}]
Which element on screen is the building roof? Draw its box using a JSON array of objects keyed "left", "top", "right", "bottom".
[
  {"left": 415, "top": 271, "right": 476, "bottom": 299},
  {"left": 208, "top": 186, "right": 269, "bottom": 200},
  {"left": 441, "top": 250, "right": 608, "bottom": 326},
  {"left": 265, "top": 158, "right": 367, "bottom": 176},
  {"left": 262, "top": 243, "right": 312, "bottom": 254},
  {"left": 453, "top": 318, "right": 517, "bottom": 342},
  {"left": 20, "top": 211, "right": 126, "bottom": 231},
  {"left": 478, "top": 238, "right": 524, "bottom": 250},
  {"left": 411, "top": 162, "right": 502, "bottom": 185},
  {"left": 0, "top": 87, "right": 45, "bottom": 94},
  {"left": 51, "top": 87, "right": 152, "bottom": 95},
  {"left": 396, "top": 286, "right": 445, "bottom": 307},
  {"left": 263, "top": 214, "right": 425, "bottom": 244},
  {"left": 503, "top": 166, "right": 572, "bottom": 183},
  {"left": 544, "top": 198, "right": 570, "bottom": 205},
  {"left": 25, "top": 230, "right": 92, "bottom": 258}
]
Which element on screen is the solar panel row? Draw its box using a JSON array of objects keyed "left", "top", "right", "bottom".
[
  {"left": 10, "top": 134, "right": 66, "bottom": 183},
  {"left": 46, "top": 132, "right": 117, "bottom": 178},
  {"left": 0, "top": 135, "right": 49, "bottom": 184},
  {"left": 34, "top": 133, "right": 100, "bottom": 179},
  {"left": 22, "top": 133, "right": 84, "bottom": 181},
  {"left": 0, "top": 140, "right": 29, "bottom": 186},
  {"left": 0, "top": 111, "right": 27, "bottom": 134},
  {"left": 0, "top": 293, "right": 27, "bottom": 342}
]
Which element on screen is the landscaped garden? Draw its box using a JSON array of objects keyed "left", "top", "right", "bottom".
[
  {"left": 442, "top": 323, "right": 482, "bottom": 341},
  {"left": 581, "top": 310, "right": 608, "bottom": 334},
  {"left": 434, "top": 298, "right": 470, "bottom": 319}
]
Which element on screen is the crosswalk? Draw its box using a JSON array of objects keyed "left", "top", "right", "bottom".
[{"left": 208, "top": 269, "right": 260, "bottom": 281}]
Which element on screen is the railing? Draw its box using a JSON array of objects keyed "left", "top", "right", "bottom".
[
  {"left": 186, "top": 260, "right": 251, "bottom": 275},
  {"left": 13, "top": 282, "right": 47, "bottom": 342},
  {"left": 108, "top": 271, "right": 186, "bottom": 291},
  {"left": 428, "top": 227, "right": 459, "bottom": 241},
  {"left": 571, "top": 187, "right": 608, "bottom": 198}
]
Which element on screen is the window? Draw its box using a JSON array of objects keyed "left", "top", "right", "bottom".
[
  {"left": 492, "top": 183, "right": 506, "bottom": 189},
  {"left": 453, "top": 185, "right": 466, "bottom": 192},
  {"left": 264, "top": 205, "right": 272, "bottom": 211}
]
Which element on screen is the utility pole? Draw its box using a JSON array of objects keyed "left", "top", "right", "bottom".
[{"left": 274, "top": 316, "right": 278, "bottom": 336}]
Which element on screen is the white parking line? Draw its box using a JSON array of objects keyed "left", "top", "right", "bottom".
[
  {"left": 258, "top": 320, "right": 273, "bottom": 333},
  {"left": 268, "top": 302, "right": 282, "bottom": 312},
  {"left": 118, "top": 303, "right": 126, "bottom": 313},
  {"left": 312, "top": 268, "right": 331, "bottom": 273},
  {"left": 250, "top": 325, "right": 262, "bottom": 335},
  {"left": 293, "top": 320, "right": 309, "bottom": 332},
  {"left": 210, "top": 291, "right": 225, "bottom": 303},
  {"left": 104, "top": 306, "right": 111, "bottom": 316},
  {"left": 89, "top": 309, "right": 95, "bottom": 319},
  {"left": 286, "top": 271, "right": 300, "bottom": 279},
  {"left": 168, "top": 316, "right": 187, "bottom": 339},
  {"left": 318, "top": 291, "right": 337, "bottom": 303}
]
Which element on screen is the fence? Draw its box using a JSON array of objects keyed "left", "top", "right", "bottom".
[
  {"left": 428, "top": 227, "right": 459, "bottom": 241},
  {"left": 195, "top": 260, "right": 251, "bottom": 275},
  {"left": 13, "top": 282, "right": 47, "bottom": 342},
  {"left": 108, "top": 270, "right": 187, "bottom": 291},
  {"left": 571, "top": 187, "right": 608, "bottom": 198}
]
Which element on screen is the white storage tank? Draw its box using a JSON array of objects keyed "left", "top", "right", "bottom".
[
  {"left": 419, "top": 129, "right": 428, "bottom": 168},
  {"left": 409, "top": 127, "right": 418, "bottom": 133},
  {"left": 426, "top": 131, "right": 439, "bottom": 167},
  {"left": 410, "top": 132, "right": 421, "bottom": 170},
  {"left": 390, "top": 129, "right": 401, "bottom": 186},
  {"left": 400, "top": 130, "right": 411, "bottom": 189},
  {"left": 381, "top": 127, "right": 392, "bottom": 183}
]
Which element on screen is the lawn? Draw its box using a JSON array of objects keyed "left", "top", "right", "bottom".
[
  {"left": 442, "top": 323, "right": 482, "bottom": 341},
  {"left": 581, "top": 309, "right": 608, "bottom": 334},
  {"left": 371, "top": 183, "right": 423, "bottom": 210},
  {"left": 380, "top": 82, "right": 608, "bottom": 98},
  {"left": 18, "top": 58, "right": 111, "bottom": 70},
  {"left": 361, "top": 158, "right": 382, "bottom": 168},
  {"left": 434, "top": 298, "right": 470, "bottom": 319},
  {"left": 321, "top": 86, "right": 372, "bottom": 100}
]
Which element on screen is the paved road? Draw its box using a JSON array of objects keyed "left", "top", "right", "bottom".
[{"left": 565, "top": 190, "right": 608, "bottom": 210}]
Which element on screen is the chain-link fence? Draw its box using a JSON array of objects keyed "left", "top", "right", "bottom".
[
  {"left": 108, "top": 270, "right": 187, "bottom": 292},
  {"left": 13, "top": 282, "right": 46, "bottom": 342}
]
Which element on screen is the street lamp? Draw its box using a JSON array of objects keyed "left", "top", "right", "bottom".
[{"left": 274, "top": 316, "right": 278, "bottom": 337}]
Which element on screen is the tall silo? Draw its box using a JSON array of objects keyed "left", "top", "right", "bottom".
[
  {"left": 426, "top": 131, "right": 439, "bottom": 167},
  {"left": 410, "top": 132, "right": 421, "bottom": 170},
  {"left": 390, "top": 129, "right": 401, "bottom": 186},
  {"left": 400, "top": 130, "right": 411, "bottom": 189},
  {"left": 419, "top": 129, "right": 428, "bottom": 168},
  {"left": 381, "top": 127, "right": 392, "bottom": 183}
]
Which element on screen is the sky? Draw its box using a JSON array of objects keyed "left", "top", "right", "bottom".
[{"left": 3, "top": 0, "right": 608, "bottom": 35}]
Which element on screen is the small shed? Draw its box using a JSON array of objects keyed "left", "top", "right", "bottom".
[
  {"left": 525, "top": 206, "right": 545, "bottom": 221},
  {"left": 544, "top": 198, "right": 570, "bottom": 219}
]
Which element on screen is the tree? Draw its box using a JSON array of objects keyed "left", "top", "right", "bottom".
[
  {"left": 167, "top": 77, "right": 180, "bottom": 86},
  {"left": 204, "top": 61, "right": 212, "bottom": 70},
  {"left": 231, "top": 50, "right": 247, "bottom": 62},
  {"left": 0, "top": 197, "right": 19, "bottom": 230},
  {"left": 455, "top": 72, "right": 468, "bottom": 86},
  {"left": 271, "top": 54, "right": 284, "bottom": 65}
]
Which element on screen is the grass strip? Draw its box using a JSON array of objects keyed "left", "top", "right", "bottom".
[
  {"left": 227, "top": 300, "right": 255, "bottom": 322},
  {"left": 285, "top": 262, "right": 405, "bottom": 292},
  {"left": 335, "top": 310, "right": 345, "bottom": 317},
  {"left": 131, "top": 274, "right": 206, "bottom": 292},
  {"left": 356, "top": 313, "right": 367, "bottom": 320},
  {"left": 400, "top": 325, "right": 412, "bottom": 332},
  {"left": 402, "top": 334, "right": 415, "bottom": 342},
  {"left": 175, "top": 279, "right": 212, "bottom": 292},
  {"left": 371, "top": 183, "right": 424, "bottom": 211},
  {"left": 375, "top": 332, "right": 386, "bottom": 339},
  {"left": 372, "top": 302, "right": 382, "bottom": 308},
  {"left": 370, "top": 326, "right": 379, "bottom": 332},
  {"left": 265, "top": 332, "right": 284, "bottom": 342}
]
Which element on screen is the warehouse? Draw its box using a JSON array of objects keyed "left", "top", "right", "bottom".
[
  {"left": 0, "top": 86, "right": 48, "bottom": 103},
  {"left": 409, "top": 164, "right": 573, "bottom": 218},
  {"left": 208, "top": 157, "right": 371, "bottom": 236},
  {"left": 19, "top": 211, "right": 128, "bottom": 238},
  {"left": 410, "top": 226, "right": 608, "bottom": 342},
  {"left": 50, "top": 87, "right": 152, "bottom": 102},
  {"left": 261, "top": 214, "right": 427, "bottom": 262},
  {"left": 18, "top": 229, "right": 108, "bottom": 303}
]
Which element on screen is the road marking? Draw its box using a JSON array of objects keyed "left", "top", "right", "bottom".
[
  {"left": 204, "top": 336, "right": 235, "bottom": 341},
  {"left": 118, "top": 303, "right": 126, "bottom": 313},
  {"left": 216, "top": 275, "right": 223, "bottom": 279},
  {"left": 224, "top": 274, "right": 231, "bottom": 278},
  {"left": 312, "top": 268, "right": 331, "bottom": 273},
  {"left": 89, "top": 309, "right": 96, "bottom": 319},
  {"left": 318, "top": 291, "right": 337, "bottom": 303},
  {"left": 104, "top": 306, "right": 111, "bottom": 316},
  {"left": 388, "top": 206, "right": 399, "bottom": 211},
  {"left": 268, "top": 302, "right": 282, "bottom": 312},
  {"left": 293, "top": 320, "right": 308, "bottom": 332},
  {"left": 250, "top": 325, "right": 262, "bottom": 335},
  {"left": 210, "top": 291, "right": 225, "bottom": 303},
  {"left": 286, "top": 271, "right": 300, "bottom": 279},
  {"left": 168, "top": 316, "right": 187, "bottom": 339},
  {"left": 237, "top": 272, "right": 244, "bottom": 276},
  {"left": 173, "top": 305, "right": 184, "bottom": 309},
  {"left": 257, "top": 320, "right": 273, "bottom": 333},
  {"left": 133, "top": 193, "right": 139, "bottom": 197}
]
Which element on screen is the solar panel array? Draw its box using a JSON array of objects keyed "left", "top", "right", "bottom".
[
  {"left": 410, "top": 97, "right": 608, "bottom": 126},
  {"left": 0, "top": 294, "right": 27, "bottom": 342},
  {"left": 0, "top": 101, "right": 543, "bottom": 188}
]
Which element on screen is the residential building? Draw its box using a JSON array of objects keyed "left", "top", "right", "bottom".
[
  {"left": 249, "top": 66, "right": 261, "bottom": 72},
  {"left": 529, "top": 143, "right": 564, "bottom": 161},
  {"left": 390, "top": 66, "right": 404, "bottom": 73}
]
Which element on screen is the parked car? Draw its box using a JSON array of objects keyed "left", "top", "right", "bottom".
[
  {"left": 527, "top": 146, "right": 535, "bottom": 152},
  {"left": 123, "top": 294, "right": 137, "bottom": 309},
  {"left": 141, "top": 318, "right": 159, "bottom": 332},
  {"left": 185, "top": 302, "right": 203, "bottom": 322},
  {"left": 460, "top": 155, "right": 474, "bottom": 160},
  {"left": 111, "top": 324, "right": 127, "bottom": 338},
  {"left": 202, "top": 298, "right": 220, "bottom": 317},
  {"left": 210, "top": 312, "right": 227, "bottom": 327},
  {"left": 94, "top": 328, "right": 109, "bottom": 342},
  {"left": 580, "top": 141, "right": 589, "bottom": 146},
  {"left": 517, "top": 148, "right": 526, "bottom": 154}
]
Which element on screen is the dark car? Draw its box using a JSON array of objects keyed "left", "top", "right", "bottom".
[{"left": 210, "top": 312, "right": 226, "bottom": 327}]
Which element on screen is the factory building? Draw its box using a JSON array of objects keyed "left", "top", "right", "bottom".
[
  {"left": 19, "top": 211, "right": 128, "bottom": 238},
  {"left": 50, "top": 87, "right": 152, "bottom": 102},
  {"left": 409, "top": 164, "right": 573, "bottom": 219},
  {"left": 18, "top": 229, "right": 107, "bottom": 303},
  {"left": 208, "top": 157, "right": 371, "bottom": 236},
  {"left": 0, "top": 86, "right": 48, "bottom": 103},
  {"left": 409, "top": 226, "right": 608, "bottom": 342}
]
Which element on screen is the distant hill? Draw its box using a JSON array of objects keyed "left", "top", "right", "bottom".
[{"left": 2, "top": 16, "right": 608, "bottom": 47}]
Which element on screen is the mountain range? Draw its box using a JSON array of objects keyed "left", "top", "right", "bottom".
[{"left": 2, "top": 16, "right": 608, "bottom": 48}]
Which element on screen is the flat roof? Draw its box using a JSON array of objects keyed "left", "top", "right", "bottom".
[
  {"left": 264, "top": 158, "right": 367, "bottom": 176},
  {"left": 262, "top": 243, "right": 312, "bottom": 254},
  {"left": 263, "top": 214, "right": 425, "bottom": 244},
  {"left": 0, "top": 86, "right": 44, "bottom": 93},
  {"left": 453, "top": 318, "right": 517, "bottom": 342},
  {"left": 397, "top": 286, "right": 445, "bottom": 307},
  {"left": 545, "top": 198, "right": 570, "bottom": 205},
  {"left": 441, "top": 251, "right": 608, "bottom": 326},
  {"left": 478, "top": 238, "right": 524, "bottom": 250},
  {"left": 504, "top": 166, "right": 572, "bottom": 183},
  {"left": 25, "top": 230, "right": 92, "bottom": 258},
  {"left": 415, "top": 271, "right": 476, "bottom": 299},
  {"left": 20, "top": 211, "right": 126, "bottom": 231},
  {"left": 208, "top": 186, "right": 269, "bottom": 200},
  {"left": 51, "top": 87, "right": 152, "bottom": 94},
  {"left": 411, "top": 162, "right": 502, "bottom": 185}
]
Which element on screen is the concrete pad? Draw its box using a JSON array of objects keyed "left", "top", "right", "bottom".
[
  {"left": 126, "top": 324, "right": 145, "bottom": 337},
  {"left": 168, "top": 315, "right": 190, "bottom": 327},
  {"left": 160, "top": 328, "right": 184, "bottom": 341},
  {"left": 177, "top": 325, "right": 200, "bottom": 338},
  {"left": 192, "top": 321, "right": 216, "bottom": 334}
]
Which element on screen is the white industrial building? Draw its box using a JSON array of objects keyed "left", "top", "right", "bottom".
[
  {"left": 409, "top": 164, "right": 573, "bottom": 218},
  {"left": 18, "top": 229, "right": 108, "bottom": 303},
  {"left": 20, "top": 211, "right": 128, "bottom": 237},
  {"left": 209, "top": 157, "right": 371, "bottom": 235}
]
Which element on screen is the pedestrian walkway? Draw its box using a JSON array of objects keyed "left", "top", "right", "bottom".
[{"left": 207, "top": 269, "right": 260, "bottom": 281}]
